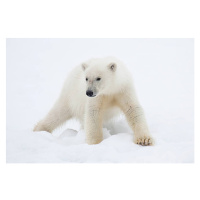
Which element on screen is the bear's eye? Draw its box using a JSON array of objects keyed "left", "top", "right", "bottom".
[
  {"left": 96, "top": 77, "right": 101, "bottom": 81},
  {"left": 86, "top": 78, "right": 88, "bottom": 81}
]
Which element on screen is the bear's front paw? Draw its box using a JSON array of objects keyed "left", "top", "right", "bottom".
[
  {"left": 86, "top": 138, "right": 103, "bottom": 145},
  {"left": 134, "top": 136, "right": 154, "bottom": 146}
]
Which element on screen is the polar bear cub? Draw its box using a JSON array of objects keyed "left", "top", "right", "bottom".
[{"left": 34, "top": 57, "right": 154, "bottom": 146}]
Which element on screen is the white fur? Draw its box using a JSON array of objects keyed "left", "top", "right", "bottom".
[{"left": 34, "top": 57, "right": 154, "bottom": 146}]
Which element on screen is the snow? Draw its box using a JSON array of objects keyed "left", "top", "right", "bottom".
[{"left": 6, "top": 39, "right": 194, "bottom": 163}]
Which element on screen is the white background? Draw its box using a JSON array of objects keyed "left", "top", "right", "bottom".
[
  {"left": 1, "top": 0, "right": 200, "bottom": 200},
  {"left": 6, "top": 38, "right": 194, "bottom": 163}
]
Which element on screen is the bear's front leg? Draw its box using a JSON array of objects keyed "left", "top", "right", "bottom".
[
  {"left": 84, "top": 98, "right": 104, "bottom": 145},
  {"left": 117, "top": 93, "right": 154, "bottom": 146}
]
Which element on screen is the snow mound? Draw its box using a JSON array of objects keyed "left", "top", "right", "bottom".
[{"left": 6, "top": 118, "right": 193, "bottom": 163}]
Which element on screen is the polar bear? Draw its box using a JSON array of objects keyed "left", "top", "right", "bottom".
[{"left": 33, "top": 57, "right": 154, "bottom": 146}]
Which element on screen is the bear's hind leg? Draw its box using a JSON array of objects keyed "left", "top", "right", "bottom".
[{"left": 33, "top": 100, "right": 72, "bottom": 133}]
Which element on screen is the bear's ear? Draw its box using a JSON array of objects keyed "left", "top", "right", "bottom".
[
  {"left": 82, "top": 63, "right": 88, "bottom": 71},
  {"left": 108, "top": 62, "right": 117, "bottom": 72}
]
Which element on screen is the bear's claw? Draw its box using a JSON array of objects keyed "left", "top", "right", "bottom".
[{"left": 135, "top": 136, "right": 154, "bottom": 146}]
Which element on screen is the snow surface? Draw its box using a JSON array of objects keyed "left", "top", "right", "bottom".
[{"left": 6, "top": 39, "right": 194, "bottom": 163}]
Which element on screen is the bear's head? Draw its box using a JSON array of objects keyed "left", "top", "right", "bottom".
[{"left": 82, "top": 58, "right": 117, "bottom": 97}]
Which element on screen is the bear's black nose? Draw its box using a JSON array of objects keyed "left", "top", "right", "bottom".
[{"left": 86, "top": 90, "right": 93, "bottom": 97}]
